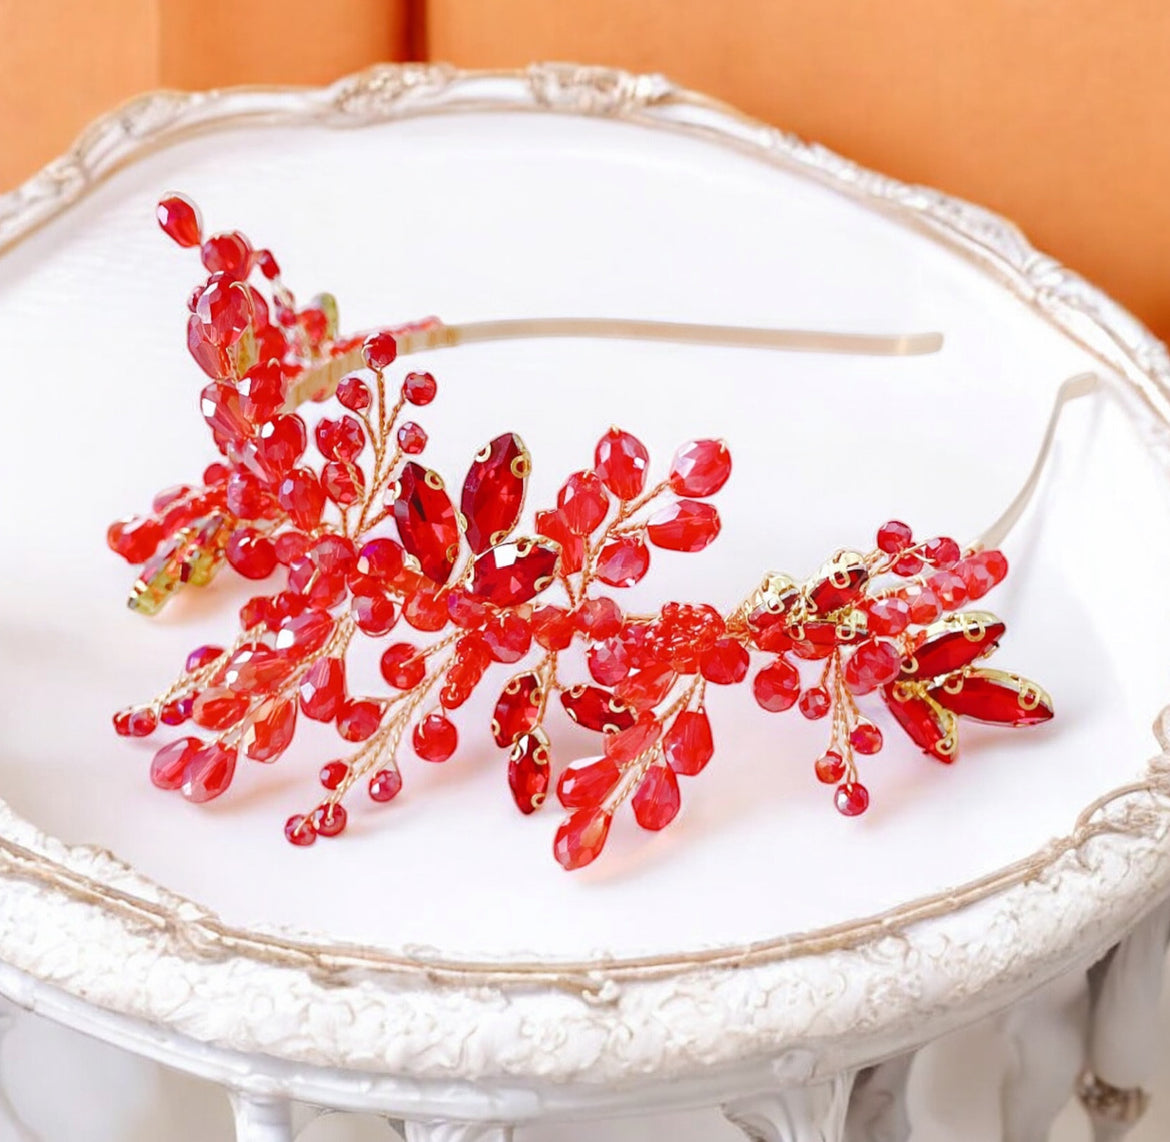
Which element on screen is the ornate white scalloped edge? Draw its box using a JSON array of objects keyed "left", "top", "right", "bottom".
[{"left": 3, "top": 62, "right": 1170, "bottom": 1090}]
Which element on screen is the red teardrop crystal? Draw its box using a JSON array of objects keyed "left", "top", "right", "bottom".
[
  {"left": 560, "top": 685, "right": 636, "bottom": 733},
  {"left": 557, "top": 471, "right": 609, "bottom": 535},
  {"left": 930, "top": 669, "right": 1053, "bottom": 726},
  {"left": 157, "top": 193, "right": 202, "bottom": 247},
  {"left": 646, "top": 500, "right": 720, "bottom": 552},
  {"left": 274, "top": 609, "right": 335, "bottom": 657},
  {"left": 492, "top": 671, "right": 542, "bottom": 746},
  {"left": 616, "top": 662, "right": 676, "bottom": 710},
  {"left": 594, "top": 428, "right": 649, "bottom": 500},
  {"left": 815, "top": 750, "right": 846, "bottom": 784},
  {"left": 752, "top": 657, "right": 801, "bottom": 712},
  {"left": 192, "top": 688, "right": 249, "bottom": 731},
  {"left": 150, "top": 737, "right": 201, "bottom": 790},
  {"left": 468, "top": 539, "right": 559, "bottom": 606},
  {"left": 181, "top": 741, "right": 237, "bottom": 802},
  {"left": 632, "top": 761, "right": 681, "bottom": 830},
  {"left": 595, "top": 536, "right": 650, "bottom": 587},
  {"left": 553, "top": 807, "right": 612, "bottom": 870},
  {"left": 699, "top": 638, "right": 749, "bottom": 685},
  {"left": 242, "top": 696, "right": 297, "bottom": 762},
  {"left": 663, "top": 708, "right": 714, "bottom": 775},
  {"left": 669, "top": 439, "right": 731, "bottom": 497},
  {"left": 392, "top": 463, "right": 460, "bottom": 585},
  {"left": 604, "top": 713, "right": 663, "bottom": 763},
  {"left": 299, "top": 656, "right": 346, "bottom": 722},
  {"left": 509, "top": 729, "right": 551, "bottom": 814},
  {"left": 338, "top": 698, "right": 384, "bottom": 742},
  {"left": 557, "top": 755, "right": 622, "bottom": 809},
  {"left": 461, "top": 433, "right": 529, "bottom": 553},
  {"left": 849, "top": 720, "right": 883, "bottom": 754},
  {"left": 535, "top": 509, "right": 584, "bottom": 574}
]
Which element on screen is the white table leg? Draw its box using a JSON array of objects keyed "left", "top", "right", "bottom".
[
  {"left": 999, "top": 968, "right": 1089, "bottom": 1142},
  {"left": 844, "top": 1054, "right": 913, "bottom": 1142},
  {"left": 0, "top": 1000, "right": 37, "bottom": 1141},
  {"left": 403, "top": 1123, "right": 513, "bottom": 1141},
  {"left": 229, "top": 1091, "right": 294, "bottom": 1142},
  {"left": 1079, "top": 897, "right": 1170, "bottom": 1142},
  {"left": 723, "top": 1075, "right": 855, "bottom": 1142}
]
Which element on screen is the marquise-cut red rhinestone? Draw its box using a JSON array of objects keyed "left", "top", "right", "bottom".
[
  {"left": 560, "top": 685, "right": 636, "bottom": 733},
  {"left": 594, "top": 428, "right": 649, "bottom": 500},
  {"left": 150, "top": 737, "right": 202, "bottom": 790},
  {"left": 808, "top": 556, "right": 869, "bottom": 614},
  {"left": 930, "top": 669, "right": 1053, "bottom": 726},
  {"left": 461, "top": 433, "right": 528, "bottom": 554},
  {"left": 392, "top": 463, "right": 460, "bottom": 585},
  {"left": 469, "top": 539, "right": 559, "bottom": 607},
  {"left": 632, "top": 762, "right": 681, "bottom": 831},
  {"left": 492, "top": 672, "right": 542, "bottom": 746},
  {"left": 905, "top": 615, "right": 1005, "bottom": 679},
  {"left": 881, "top": 684, "right": 957, "bottom": 763},
  {"left": 752, "top": 657, "right": 801, "bottom": 712},
  {"left": 509, "top": 730, "right": 551, "bottom": 814},
  {"left": 553, "top": 807, "right": 612, "bottom": 870},
  {"left": 157, "top": 194, "right": 202, "bottom": 247},
  {"left": 669, "top": 439, "right": 731, "bottom": 497},
  {"left": 242, "top": 696, "right": 297, "bottom": 762},
  {"left": 646, "top": 500, "right": 720, "bottom": 552},
  {"left": 181, "top": 742, "right": 238, "bottom": 802},
  {"left": 299, "top": 656, "right": 346, "bottom": 722},
  {"left": 557, "top": 755, "right": 622, "bottom": 809},
  {"left": 595, "top": 536, "right": 650, "bottom": 587},
  {"left": 843, "top": 638, "right": 902, "bottom": 695},
  {"left": 535, "top": 509, "right": 584, "bottom": 574},
  {"left": 663, "top": 709, "right": 714, "bottom": 776}
]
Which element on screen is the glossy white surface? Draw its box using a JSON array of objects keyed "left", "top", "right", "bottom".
[{"left": 0, "top": 107, "right": 1166, "bottom": 963}]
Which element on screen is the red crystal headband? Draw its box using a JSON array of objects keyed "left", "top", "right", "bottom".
[{"left": 106, "top": 193, "right": 1080, "bottom": 870}]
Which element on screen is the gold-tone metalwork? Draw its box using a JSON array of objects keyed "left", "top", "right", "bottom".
[{"left": 1076, "top": 1071, "right": 1150, "bottom": 1127}]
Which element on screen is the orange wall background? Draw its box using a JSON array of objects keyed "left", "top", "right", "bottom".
[{"left": 3, "top": 2, "right": 1170, "bottom": 340}]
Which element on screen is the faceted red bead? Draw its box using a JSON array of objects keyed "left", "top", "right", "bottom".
[
  {"left": 274, "top": 609, "right": 335, "bottom": 656},
  {"left": 446, "top": 588, "right": 489, "bottom": 629},
  {"left": 469, "top": 539, "right": 559, "bottom": 607},
  {"left": 112, "top": 709, "right": 133, "bottom": 736},
  {"left": 320, "top": 760, "right": 350, "bottom": 790},
  {"left": 560, "top": 685, "right": 636, "bottom": 733},
  {"left": 904, "top": 585, "right": 942, "bottom": 625},
  {"left": 843, "top": 638, "right": 902, "bottom": 695},
  {"left": 255, "top": 249, "right": 280, "bottom": 279},
  {"left": 553, "top": 807, "right": 612, "bottom": 870},
  {"left": 482, "top": 612, "right": 531, "bottom": 663},
  {"left": 835, "top": 781, "right": 870, "bottom": 816},
  {"left": 892, "top": 552, "right": 925, "bottom": 576},
  {"left": 403, "top": 370, "right": 436, "bottom": 404},
  {"left": 242, "top": 696, "right": 297, "bottom": 762},
  {"left": 876, "top": 520, "right": 913, "bottom": 553},
  {"left": 926, "top": 570, "right": 968, "bottom": 611},
  {"left": 699, "top": 638, "right": 750, "bottom": 685},
  {"left": 223, "top": 643, "right": 294, "bottom": 694},
  {"left": 277, "top": 469, "right": 326, "bottom": 531},
  {"left": 160, "top": 696, "right": 193, "bottom": 726},
  {"left": 604, "top": 713, "right": 662, "bottom": 764},
  {"left": 299, "top": 656, "right": 347, "bottom": 722},
  {"left": 202, "top": 382, "right": 251, "bottom": 446},
  {"left": 923, "top": 536, "right": 962, "bottom": 567},
  {"left": 866, "top": 596, "right": 911, "bottom": 636},
  {"left": 225, "top": 471, "right": 274, "bottom": 522},
  {"left": 646, "top": 500, "right": 721, "bottom": 552},
  {"left": 128, "top": 707, "right": 157, "bottom": 736},
  {"left": 392, "top": 462, "right": 460, "bottom": 584},
  {"left": 930, "top": 669, "right": 1053, "bottom": 727},
  {"left": 633, "top": 761, "right": 681, "bottom": 831},
  {"left": 799, "top": 686, "right": 831, "bottom": 720},
  {"left": 181, "top": 742, "right": 238, "bottom": 802},
  {"left": 368, "top": 768, "right": 403, "bottom": 802},
  {"left": 509, "top": 730, "right": 551, "bottom": 814},
  {"left": 186, "top": 644, "right": 225, "bottom": 672},
  {"left": 156, "top": 193, "right": 202, "bottom": 247},
  {"left": 594, "top": 428, "right": 649, "bottom": 501},
  {"left": 249, "top": 414, "right": 308, "bottom": 481},
  {"left": 150, "top": 736, "right": 201, "bottom": 790},
  {"left": 362, "top": 332, "right": 398, "bottom": 370},
  {"left": 353, "top": 592, "right": 397, "bottom": 636},
  {"left": 492, "top": 672, "right": 542, "bottom": 746},
  {"left": 192, "top": 688, "right": 249, "bottom": 731},
  {"left": 815, "top": 750, "right": 846, "bottom": 784},
  {"left": 669, "top": 439, "right": 731, "bottom": 497},
  {"left": 646, "top": 601, "right": 726, "bottom": 672},
  {"left": 535, "top": 509, "right": 584, "bottom": 574},
  {"left": 315, "top": 415, "right": 365, "bottom": 462},
  {"left": 403, "top": 588, "right": 448, "bottom": 631},
  {"left": 557, "top": 471, "right": 609, "bottom": 535},
  {"left": 532, "top": 605, "right": 575, "bottom": 651},
  {"left": 616, "top": 662, "right": 676, "bottom": 710},
  {"left": 461, "top": 433, "right": 528, "bottom": 553},
  {"left": 287, "top": 554, "right": 347, "bottom": 610},
  {"left": 595, "top": 536, "right": 650, "bottom": 587},
  {"left": 285, "top": 814, "right": 317, "bottom": 846},
  {"left": 201, "top": 231, "right": 252, "bottom": 278},
  {"left": 413, "top": 713, "right": 458, "bottom": 761},
  {"left": 954, "top": 549, "right": 1009, "bottom": 600},
  {"left": 557, "top": 755, "right": 622, "bottom": 809},
  {"left": 338, "top": 698, "right": 384, "bottom": 742},
  {"left": 350, "top": 538, "right": 407, "bottom": 594},
  {"left": 663, "top": 709, "right": 714, "bottom": 776},
  {"left": 337, "top": 374, "right": 371, "bottom": 412},
  {"left": 752, "top": 657, "right": 801, "bottom": 712},
  {"left": 572, "top": 596, "right": 623, "bottom": 640},
  {"left": 850, "top": 720, "right": 884, "bottom": 754},
  {"left": 188, "top": 315, "right": 231, "bottom": 380},
  {"left": 226, "top": 528, "right": 278, "bottom": 580},
  {"left": 107, "top": 516, "right": 164, "bottom": 564},
  {"left": 907, "top": 617, "right": 1005, "bottom": 679},
  {"left": 313, "top": 802, "right": 348, "bottom": 838},
  {"left": 588, "top": 638, "right": 631, "bottom": 686},
  {"left": 398, "top": 421, "right": 427, "bottom": 454},
  {"left": 194, "top": 276, "right": 253, "bottom": 347}
]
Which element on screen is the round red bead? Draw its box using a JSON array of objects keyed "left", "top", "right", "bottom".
[
  {"left": 799, "top": 686, "right": 831, "bottom": 720},
  {"left": 595, "top": 536, "right": 650, "bottom": 587},
  {"left": 403, "top": 371, "right": 437, "bottom": 405},
  {"left": 413, "top": 713, "right": 458, "bottom": 762},
  {"left": 226, "top": 528, "right": 278, "bottom": 580},
  {"left": 285, "top": 814, "right": 317, "bottom": 846},
  {"left": 338, "top": 699, "right": 383, "bottom": 742},
  {"left": 368, "top": 768, "right": 403, "bottom": 802},
  {"left": 363, "top": 332, "right": 398, "bottom": 370},
  {"left": 398, "top": 421, "right": 427, "bottom": 454},
  {"left": 752, "top": 658, "right": 801, "bottom": 712},
  {"left": 815, "top": 750, "right": 846, "bottom": 784},
  {"left": 336, "top": 374, "right": 371, "bottom": 412},
  {"left": 319, "top": 760, "right": 350, "bottom": 790},
  {"left": 699, "top": 638, "right": 749, "bottom": 685},
  {"left": 835, "top": 781, "right": 870, "bottom": 816},
  {"left": 313, "top": 802, "right": 348, "bottom": 837},
  {"left": 201, "top": 231, "right": 252, "bottom": 278},
  {"left": 850, "top": 721, "right": 884, "bottom": 754},
  {"left": 876, "top": 520, "right": 913, "bottom": 553}
]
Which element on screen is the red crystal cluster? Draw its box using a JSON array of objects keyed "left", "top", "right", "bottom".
[{"left": 108, "top": 195, "right": 1054, "bottom": 870}]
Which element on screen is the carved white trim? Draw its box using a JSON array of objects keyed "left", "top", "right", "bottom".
[
  {"left": 724, "top": 1077, "right": 854, "bottom": 1141},
  {"left": 230, "top": 1092, "right": 294, "bottom": 1142},
  {"left": 1, "top": 64, "right": 1170, "bottom": 1099}
]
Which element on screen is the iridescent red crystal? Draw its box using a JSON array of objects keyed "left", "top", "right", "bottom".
[
  {"left": 646, "top": 500, "right": 720, "bottom": 552},
  {"left": 594, "top": 428, "right": 649, "bottom": 500}
]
